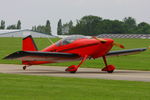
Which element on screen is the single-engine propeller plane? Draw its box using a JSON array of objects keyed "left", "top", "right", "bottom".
[{"left": 4, "top": 35, "right": 149, "bottom": 73}]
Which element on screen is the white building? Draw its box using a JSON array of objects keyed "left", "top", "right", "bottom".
[{"left": 0, "top": 29, "right": 56, "bottom": 38}]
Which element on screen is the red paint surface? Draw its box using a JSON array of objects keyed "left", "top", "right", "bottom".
[{"left": 23, "top": 37, "right": 114, "bottom": 66}]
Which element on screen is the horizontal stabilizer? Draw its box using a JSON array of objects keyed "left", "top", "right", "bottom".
[{"left": 107, "top": 48, "right": 147, "bottom": 57}]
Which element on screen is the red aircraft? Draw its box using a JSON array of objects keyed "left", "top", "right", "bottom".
[{"left": 4, "top": 35, "right": 149, "bottom": 73}]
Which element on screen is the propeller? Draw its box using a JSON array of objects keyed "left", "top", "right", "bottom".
[
  {"left": 92, "top": 36, "right": 125, "bottom": 49},
  {"left": 113, "top": 42, "right": 125, "bottom": 49},
  {"left": 92, "top": 36, "right": 107, "bottom": 43}
]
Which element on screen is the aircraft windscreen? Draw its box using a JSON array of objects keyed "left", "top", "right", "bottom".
[{"left": 55, "top": 35, "right": 90, "bottom": 46}]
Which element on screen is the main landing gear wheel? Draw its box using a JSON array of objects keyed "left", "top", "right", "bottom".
[
  {"left": 102, "top": 65, "right": 115, "bottom": 73},
  {"left": 102, "top": 56, "right": 115, "bottom": 73},
  {"left": 107, "top": 70, "right": 114, "bottom": 73},
  {"left": 65, "top": 65, "right": 77, "bottom": 73},
  {"left": 65, "top": 55, "right": 88, "bottom": 73},
  {"left": 69, "top": 71, "right": 77, "bottom": 73}
]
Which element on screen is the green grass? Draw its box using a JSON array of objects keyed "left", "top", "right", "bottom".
[
  {"left": 0, "top": 73, "right": 150, "bottom": 100},
  {"left": 0, "top": 37, "right": 150, "bottom": 70}
]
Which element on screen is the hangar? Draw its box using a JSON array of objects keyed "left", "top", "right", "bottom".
[{"left": 0, "top": 29, "right": 54, "bottom": 38}]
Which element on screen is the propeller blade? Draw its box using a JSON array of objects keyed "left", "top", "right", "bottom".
[
  {"left": 113, "top": 42, "right": 125, "bottom": 49},
  {"left": 92, "top": 36, "right": 107, "bottom": 43},
  {"left": 93, "top": 36, "right": 124, "bottom": 48}
]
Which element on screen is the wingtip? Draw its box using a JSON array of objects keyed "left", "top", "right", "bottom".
[
  {"left": 3, "top": 54, "right": 12, "bottom": 60},
  {"left": 3, "top": 57, "right": 7, "bottom": 60},
  {"left": 2, "top": 51, "right": 23, "bottom": 60},
  {"left": 3, "top": 55, "right": 11, "bottom": 60}
]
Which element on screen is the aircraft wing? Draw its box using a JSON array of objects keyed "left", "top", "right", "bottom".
[
  {"left": 106, "top": 48, "right": 147, "bottom": 57},
  {"left": 3, "top": 51, "right": 81, "bottom": 62}
]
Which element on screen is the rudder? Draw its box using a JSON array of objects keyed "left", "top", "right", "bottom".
[{"left": 22, "top": 35, "right": 38, "bottom": 51}]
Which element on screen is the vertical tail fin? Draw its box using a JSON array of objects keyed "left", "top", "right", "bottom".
[{"left": 22, "top": 35, "right": 38, "bottom": 51}]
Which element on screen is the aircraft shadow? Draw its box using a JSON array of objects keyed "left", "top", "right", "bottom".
[{"left": 14, "top": 69, "right": 150, "bottom": 75}]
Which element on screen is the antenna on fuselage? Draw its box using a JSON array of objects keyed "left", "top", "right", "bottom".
[{"left": 47, "top": 36, "right": 54, "bottom": 45}]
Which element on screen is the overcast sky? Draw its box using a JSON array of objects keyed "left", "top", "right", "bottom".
[{"left": 0, "top": 0, "right": 150, "bottom": 35}]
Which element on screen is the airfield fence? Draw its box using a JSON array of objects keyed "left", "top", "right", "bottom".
[{"left": 97, "top": 34, "right": 150, "bottom": 39}]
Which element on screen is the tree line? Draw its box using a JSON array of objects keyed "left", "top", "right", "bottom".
[
  {"left": 0, "top": 20, "right": 52, "bottom": 35},
  {"left": 0, "top": 20, "right": 21, "bottom": 29},
  {"left": 32, "top": 20, "right": 51, "bottom": 35},
  {"left": 58, "top": 15, "right": 150, "bottom": 36},
  {"left": 1, "top": 15, "right": 150, "bottom": 36}
]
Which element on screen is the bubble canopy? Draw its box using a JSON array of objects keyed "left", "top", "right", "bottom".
[{"left": 55, "top": 35, "right": 91, "bottom": 46}]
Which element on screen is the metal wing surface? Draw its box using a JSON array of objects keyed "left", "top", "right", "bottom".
[
  {"left": 4, "top": 51, "right": 81, "bottom": 62},
  {"left": 106, "top": 48, "right": 147, "bottom": 57}
]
